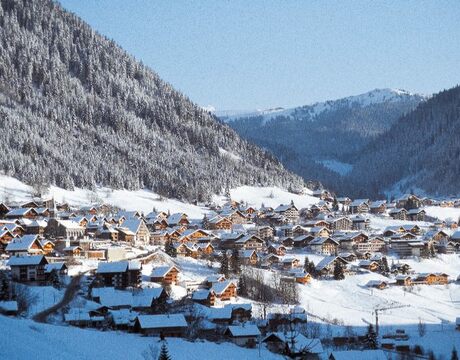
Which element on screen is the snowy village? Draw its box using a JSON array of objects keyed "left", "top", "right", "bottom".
[{"left": 1, "top": 179, "right": 460, "bottom": 360}]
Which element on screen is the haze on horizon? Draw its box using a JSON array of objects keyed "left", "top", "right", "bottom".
[{"left": 60, "top": 0, "right": 460, "bottom": 111}]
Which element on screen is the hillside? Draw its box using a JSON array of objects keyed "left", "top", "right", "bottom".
[
  {"left": 342, "top": 85, "right": 460, "bottom": 198},
  {"left": 222, "top": 89, "right": 424, "bottom": 191},
  {"left": 0, "top": 0, "right": 303, "bottom": 201}
]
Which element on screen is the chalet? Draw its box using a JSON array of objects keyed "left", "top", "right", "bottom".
[
  {"left": 395, "top": 275, "right": 412, "bottom": 286},
  {"left": 358, "top": 260, "right": 379, "bottom": 272},
  {"left": 44, "top": 262, "right": 68, "bottom": 277},
  {"left": 309, "top": 237, "right": 339, "bottom": 255},
  {"left": 337, "top": 197, "right": 352, "bottom": 206},
  {"left": 388, "top": 208, "right": 408, "bottom": 220},
  {"left": 239, "top": 249, "right": 259, "bottom": 265},
  {"left": 366, "top": 280, "right": 389, "bottom": 290},
  {"left": 179, "top": 229, "right": 210, "bottom": 242},
  {"left": 225, "top": 324, "right": 260, "bottom": 347},
  {"left": 220, "top": 208, "right": 247, "bottom": 224},
  {"left": 235, "top": 234, "right": 265, "bottom": 251},
  {"left": 262, "top": 253, "right": 280, "bottom": 267},
  {"left": 329, "top": 350, "right": 387, "bottom": 360},
  {"left": 134, "top": 314, "right": 188, "bottom": 337},
  {"left": 329, "top": 217, "right": 353, "bottom": 231},
  {"left": 353, "top": 237, "right": 386, "bottom": 254},
  {"left": 5, "top": 208, "right": 38, "bottom": 219},
  {"left": 407, "top": 208, "right": 426, "bottom": 221},
  {"left": 282, "top": 257, "right": 301, "bottom": 270},
  {"left": 268, "top": 243, "right": 286, "bottom": 256},
  {"left": 63, "top": 245, "right": 83, "bottom": 257},
  {"left": 0, "top": 203, "right": 10, "bottom": 218},
  {"left": 425, "top": 229, "right": 449, "bottom": 242},
  {"left": 315, "top": 256, "right": 348, "bottom": 276},
  {"left": 293, "top": 224, "right": 311, "bottom": 236},
  {"left": 5, "top": 235, "right": 44, "bottom": 256},
  {"left": 96, "top": 261, "right": 142, "bottom": 288},
  {"left": 203, "top": 274, "right": 226, "bottom": 288},
  {"left": 349, "top": 199, "right": 370, "bottom": 214},
  {"left": 350, "top": 215, "right": 370, "bottom": 230},
  {"left": 263, "top": 332, "right": 323, "bottom": 357},
  {"left": 151, "top": 265, "right": 180, "bottom": 285},
  {"left": 369, "top": 200, "right": 387, "bottom": 214},
  {"left": 412, "top": 273, "right": 449, "bottom": 285},
  {"left": 46, "top": 219, "right": 85, "bottom": 239},
  {"left": 21, "top": 219, "right": 48, "bottom": 235},
  {"left": 257, "top": 226, "right": 274, "bottom": 240},
  {"left": 8, "top": 255, "right": 48, "bottom": 283},
  {"left": 211, "top": 280, "right": 237, "bottom": 301},
  {"left": 192, "top": 289, "right": 216, "bottom": 306},
  {"left": 167, "top": 213, "right": 190, "bottom": 227},
  {"left": 390, "top": 239, "right": 424, "bottom": 257},
  {"left": 293, "top": 234, "right": 314, "bottom": 248},
  {"left": 2, "top": 223, "right": 25, "bottom": 236},
  {"left": 280, "top": 236, "right": 294, "bottom": 247},
  {"left": 117, "top": 218, "right": 150, "bottom": 245},
  {"left": 289, "top": 269, "right": 312, "bottom": 284},
  {"left": 0, "top": 229, "right": 15, "bottom": 251},
  {"left": 207, "top": 215, "right": 233, "bottom": 230},
  {"left": 274, "top": 202, "right": 299, "bottom": 223},
  {"left": 312, "top": 189, "right": 330, "bottom": 199},
  {"left": 95, "top": 287, "right": 167, "bottom": 311},
  {"left": 64, "top": 309, "right": 105, "bottom": 328},
  {"left": 40, "top": 239, "right": 55, "bottom": 255},
  {"left": 196, "top": 242, "right": 214, "bottom": 256},
  {"left": 310, "top": 226, "right": 331, "bottom": 238},
  {"left": 396, "top": 194, "right": 421, "bottom": 209},
  {"left": 96, "top": 223, "right": 119, "bottom": 241},
  {"left": 436, "top": 240, "right": 459, "bottom": 254}
]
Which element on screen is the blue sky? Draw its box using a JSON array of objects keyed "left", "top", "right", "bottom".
[{"left": 60, "top": 0, "right": 460, "bottom": 110}]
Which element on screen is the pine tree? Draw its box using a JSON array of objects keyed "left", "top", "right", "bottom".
[
  {"left": 164, "top": 240, "right": 177, "bottom": 258},
  {"left": 238, "top": 275, "right": 247, "bottom": 297},
  {"left": 303, "top": 257, "right": 310, "bottom": 272},
  {"left": 50, "top": 269, "right": 61, "bottom": 290},
  {"left": 231, "top": 249, "right": 241, "bottom": 274},
  {"left": 158, "top": 342, "right": 171, "bottom": 360},
  {"left": 365, "top": 324, "right": 377, "bottom": 349},
  {"left": 0, "top": 271, "right": 10, "bottom": 300},
  {"left": 333, "top": 261, "right": 345, "bottom": 280},
  {"left": 220, "top": 254, "right": 229, "bottom": 278},
  {"left": 452, "top": 347, "right": 459, "bottom": 360}
]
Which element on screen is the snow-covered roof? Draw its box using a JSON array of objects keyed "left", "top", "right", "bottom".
[
  {"left": 151, "top": 265, "right": 178, "bottom": 278},
  {"left": 44, "top": 262, "right": 66, "bottom": 273},
  {"left": 211, "top": 280, "right": 235, "bottom": 295},
  {"left": 192, "top": 289, "right": 212, "bottom": 300},
  {"left": 97, "top": 260, "right": 141, "bottom": 274},
  {"left": 118, "top": 219, "right": 143, "bottom": 234},
  {"left": 0, "top": 301, "right": 18, "bottom": 312},
  {"left": 8, "top": 255, "right": 46, "bottom": 266},
  {"left": 226, "top": 324, "right": 260, "bottom": 337},
  {"left": 330, "top": 350, "right": 386, "bottom": 360},
  {"left": 5, "top": 235, "right": 40, "bottom": 251},
  {"left": 263, "top": 332, "right": 323, "bottom": 354},
  {"left": 136, "top": 314, "right": 187, "bottom": 329}
]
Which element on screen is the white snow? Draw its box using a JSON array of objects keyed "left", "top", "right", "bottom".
[
  {"left": 219, "top": 147, "right": 242, "bottom": 161},
  {"left": 425, "top": 206, "right": 460, "bottom": 222},
  {"left": 212, "top": 185, "right": 319, "bottom": 209}
]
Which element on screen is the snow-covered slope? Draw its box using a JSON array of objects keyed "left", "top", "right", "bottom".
[
  {"left": 0, "top": 315, "right": 282, "bottom": 360},
  {"left": 0, "top": 175, "right": 317, "bottom": 219},
  {"left": 219, "top": 88, "right": 425, "bottom": 123}
]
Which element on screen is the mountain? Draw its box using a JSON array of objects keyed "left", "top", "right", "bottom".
[
  {"left": 222, "top": 89, "right": 425, "bottom": 192},
  {"left": 341, "top": 85, "right": 460, "bottom": 198},
  {"left": 0, "top": 0, "right": 303, "bottom": 201}
]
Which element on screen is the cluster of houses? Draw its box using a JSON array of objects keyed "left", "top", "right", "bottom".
[{"left": 0, "top": 191, "right": 459, "bottom": 357}]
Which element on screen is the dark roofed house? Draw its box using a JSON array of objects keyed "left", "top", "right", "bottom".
[
  {"left": 8, "top": 255, "right": 48, "bottom": 283},
  {"left": 133, "top": 314, "right": 188, "bottom": 337},
  {"left": 96, "top": 260, "right": 142, "bottom": 288}
]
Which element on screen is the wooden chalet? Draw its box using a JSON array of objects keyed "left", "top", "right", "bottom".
[
  {"left": 134, "top": 314, "right": 188, "bottom": 337},
  {"left": 5, "top": 207, "right": 38, "bottom": 219},
  {"left": 309, "top": 237, "right": 339, "bottom": 255},
  {"left": 8, "top": 255, "right": 48, "bottom": 283},
  {"left": 96, "top": 261, "right": 142, "bottom": 288},
  {"left": 225, "top": 324, "right": 260, "bottom": 347},
  {"left": 5, "top": 235, "right": 44, "bottom": 256},
  {"left": 211, "top": 280, "right": 237, "bottom": 301},
  {"left": 191, "top": 289, "right": 216, "bottom": 306},
  {"left": 151, "top": 265, "right": 180, "bottom": 285},
  {"left": 412, "top": 273, "right": 449, "bottom": 285},
  {"left": 349, "top": 199, "right": 370, "bottom": 214}
]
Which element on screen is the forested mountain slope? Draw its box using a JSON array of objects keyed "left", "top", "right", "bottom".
[
  {"left": 0, "top": 0, "right": 303, "bottom": 201},
  {"left": 223, "top": 89, "right": 424, "bottom": 191},
  {"left": 342, "top": 85, "right": 460, "bottom": 198}
]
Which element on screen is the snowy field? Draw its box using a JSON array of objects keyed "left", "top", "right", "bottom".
[
  {"left": 0, "top": 175, "right": 318, "bottom": 220},
  {"left": 0, "top": 315, "right": 282, "bottom": 360}
]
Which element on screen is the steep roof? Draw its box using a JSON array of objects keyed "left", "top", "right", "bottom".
[
  {"left": 97, "top": 260, "right": 141, "bottom": 274},
  {"left": 226, "top": 324, "right": 260, "bottom": 337}
]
